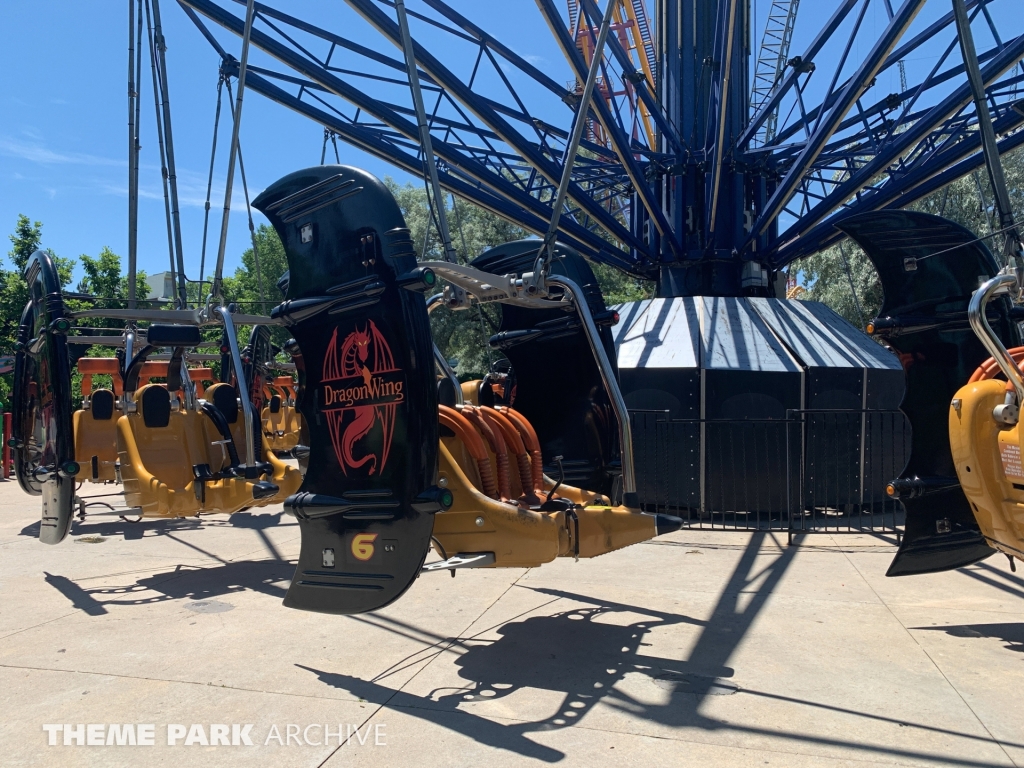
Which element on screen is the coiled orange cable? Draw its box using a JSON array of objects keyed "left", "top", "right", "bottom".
[{"left": 439, "top": 405, "right": 498, "bottom": 499}]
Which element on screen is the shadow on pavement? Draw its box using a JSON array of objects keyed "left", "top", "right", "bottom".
[
  {"left": 20, "top": 510, "right": 292, "bottom": 541},
  {"left": 914, "top": 622, "right": 1024, "bottom": 654},
  {"left": 44, "top": 558, "right": 295, "bottom": 616},
  {"left": 300, "top": 532, "right": 1018, "bottom": 766}
]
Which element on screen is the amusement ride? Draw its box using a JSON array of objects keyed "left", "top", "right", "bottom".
[{"left": 11, "top": 0, "right": 1024, "bottom": 614}]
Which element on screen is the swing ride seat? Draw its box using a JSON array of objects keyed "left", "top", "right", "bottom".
[
  {"left": 253, "top": 165, "right": 444, "bottom": 616},
  {"left": 138, "top": 361, "right": 215, "bottom": 396},
  {"left": 73, "top": 357, "right": 125, "bottom": 483},
  {"left": 203, "top": 382, "right": 302, "bottom": 506},
  {"left": 73, "top": 389, "right": 119, "bottom": 483},
  {"left": 261, "top": 394, "right": 300, "bottom": 452},
  {"left": 949, "top": 353, "right": 1024, "bottom": 562},
  {"left": 839, "top": 211, "right": 1021, "bottom": 575},
  {"left": 431, "top": 403, "right": 663, "bottom": 568},
  {"left": 77, "top": 357, "right": 124, "bottom": 396},
  {"left": 116, "top": 383, "right": 291, "bottom": 517},
  {"left": 13, "top": 250, "right": 76, "bottom": 544},
  {"left": 117, "top": 384, "right": 204, "bottom": 517}
]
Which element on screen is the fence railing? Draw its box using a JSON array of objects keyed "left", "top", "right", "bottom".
[{"left": 629, "top": 409, "right": 910, "bottom": 537}]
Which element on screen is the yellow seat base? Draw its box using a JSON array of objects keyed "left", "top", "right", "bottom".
[
  {"left": 949, "top": 379, "right": 1024, "bottom": 561},
  {"left": 431, "top": 437, "right": 657, "bottom": 568}
]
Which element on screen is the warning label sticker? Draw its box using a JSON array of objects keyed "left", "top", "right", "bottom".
[{"left": 1000, "top": 441, "right": 1024, "bottom": 479}]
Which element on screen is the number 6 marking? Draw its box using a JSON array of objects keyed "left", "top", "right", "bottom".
[{"left": 351, "top": 533, "right": 378, "bottom": 561}]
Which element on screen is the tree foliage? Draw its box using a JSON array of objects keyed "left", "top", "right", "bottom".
[
  {"left": 384, "top": 179, "right": 652, "bottom": 378},
  {"left": 796, "top": 147, "right": 1024, "bottom": 326}
]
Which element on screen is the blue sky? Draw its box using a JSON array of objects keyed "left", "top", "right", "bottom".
[{"left": 0, "top": 1, "right": 1009, "bottom": 286}]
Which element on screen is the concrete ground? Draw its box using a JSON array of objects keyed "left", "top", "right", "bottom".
[{"left": 1, "top": 480, "right": 1022, "bottom": 768}]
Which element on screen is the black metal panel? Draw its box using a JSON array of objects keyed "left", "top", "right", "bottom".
[
  {"left": 837, "top": 210, "right": 1018, "bottom": 575},
  {"left": 472, "top": 240, "right": 617, "bottom": 493},
  {"left": 12, "top": 250, "right": 75, "bottom": 544},
  {"left": 623, "top": 367, "right": 700, "bottom": 507},
  {"left": 254, "top": 166, "right": 438, "bottom": 614}
]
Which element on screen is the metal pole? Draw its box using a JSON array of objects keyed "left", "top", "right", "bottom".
[
  {"left": 548, "top": 274, "right": 637, "bottom": 505},
  {"left": 224, "top": 78, "right": 266, "bottom": 313},
  {"left": 144, "top": 0, "right": 178, "bottom": 298},
  {"left": 3, "top": 412, "right": 10, "bottom": 480},
  {"left": 394, "top": 0, "right": 457, "bottom": 263},
  {"left": 132, "top": 0, "right": 143, "bottom": 297},
  {"left": 212, "top": 0, "right": 256, "bottom": 302},
  {"left": 199, "top": 75, "right": 225, "bottom": 287},
  {"left": 127, "top": 0, "right": 138, "bottom": 309},
  {"left": 969, "top": 273, "right": 1024, "bottom": 406},
  {"left": 953, "top": 0, "right": 1023, "bottom": 270},
  {"left": 215, "top": 306, "right": 256, "bottom": 468},
  {"left": 150, "top": 0, "right": 189, "bottom": 308},
  {"left": 538, "top": 0, "right": 618, "bottom": 271},
  {"left": 707, "top": 0, "right": 739, "bottom": 232},
  {"left": 427, "top": 294, "right": 463, "bottom": 406}
]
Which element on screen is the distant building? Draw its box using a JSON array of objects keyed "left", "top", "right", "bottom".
[{"left": 146, "top": 272, "right": 175, "bottom": 301}]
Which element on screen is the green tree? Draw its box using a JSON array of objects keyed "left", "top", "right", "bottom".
[
  {"left": 77, "top": 246, "right": 137, "bottom": 302},
  {"left": 797, "top": 147, "right": 1024, "bottom": 326},
  {"left": 384, "top": 179, "right": 652, "bottom": 378},
  {"left": 0, "top": 216, "right": 76, "bottom": 404}
]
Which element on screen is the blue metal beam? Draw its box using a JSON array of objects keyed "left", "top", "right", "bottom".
[
  {"left": 771, "top": 33, "right": 1024, "bottom": 252},
  {"left": 180, "top": 0, "right": 640, "bottom": 269},
  {"left": 343, "top": 0, "right": 644, "bottom": 253},
  {"left": 770, "top": 107, "right": 1024, "bottom": 265},
  {"left": 738, "top": 0, "right": 859, "bottom": 149},
  {"left": 575, "top": 0, "right": 684, "bottom": 152},
  {"left": 544, "top": 0, "right": 681, "bottom": 257},
  {"left": 748, "top": 0, "right": 926, "bottom": 247}
]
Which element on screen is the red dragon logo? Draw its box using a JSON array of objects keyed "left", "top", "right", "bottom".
[{"left": 320, "top": 321, "right": 404, "bottom": 476}]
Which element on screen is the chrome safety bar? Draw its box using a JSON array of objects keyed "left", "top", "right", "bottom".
[
  {"left": 215, "top": 306, "right": 256, "bottom": 467},
  {"left": 427, "top": 293, "right": 464, "bottom": 407},
  {"left": 547, "top": 275, "right": 637, "bottom": 505},
  {"left": 968, "top": 272, "right": 1024, "bottom": 407}
]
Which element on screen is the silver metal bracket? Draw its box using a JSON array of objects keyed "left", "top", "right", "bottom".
[
  {"left": 421, "top": 552, "right": 496, "bottom": 573},
  {"left": 993, "top": 403, "right": 1020, "bottom": 425}
]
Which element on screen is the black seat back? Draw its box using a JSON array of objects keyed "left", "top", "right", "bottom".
[
  {"left": 255, "top": 165, "right": 438, "bottom": 615},
  {"left": 91, "top": 389, "right": 115, "bottom": 421},
  {"left": 472, "top": 239, "right": 618, "bottom": 494},
  {"left": 838, "top": 210, "right": 1017, "bottom": 576}
]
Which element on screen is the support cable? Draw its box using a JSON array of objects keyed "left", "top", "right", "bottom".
[
  {"left": 535, "top": 0, "right": 618, "bottom": 281},
  {"left": 199, "top": 73, "right": 225, "bottom": 287},
  {"left": 953, "top": 0, "right": 1023, "bottom": 274},
  {"left": 212, "top": 0, "right": 256, "bottom": 303},
  {"left": 395, "top": 0, "right": 457, "bottom": 262},
  {"left": 150, "top": 0, "right": 189, "bottom": 309},
  {"left": 127, "top": 0, "right": 139, "bottom": 309},
  {"left": 225, "top": 77, "right": 267, "bottom": 313},
  {"left": 837, "top": 241, "right": 866, "bottom": 328},
  {"left": 320, "top": 128, "right": 342, "bottom": 165},
  {"left": 143, "top": 0, "right": 178, "bottom": 302}
]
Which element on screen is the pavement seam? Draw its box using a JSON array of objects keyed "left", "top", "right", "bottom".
[
  {"left": 313, "top": 570, "right": 534, "bottom": 768},
  {"left": 0, "top": 612, "right": 82, "bottom": 643},
  {"left": 0, "top": 662, "right": 368, "bottom": 704},
  {"left": 834, "top": 534, "right": 1019, "bottom": 768}
]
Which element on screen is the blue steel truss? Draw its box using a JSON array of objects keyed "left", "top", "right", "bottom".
[{"left": 178, "top": 0, "right": 1024, "bottom": 290}]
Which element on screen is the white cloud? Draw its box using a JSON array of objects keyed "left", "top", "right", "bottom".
[{"left": 0, "top": 136, "right": 124, "bottom": 168}]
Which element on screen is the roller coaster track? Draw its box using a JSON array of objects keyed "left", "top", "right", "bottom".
[{"left": 750, "top": 0, "right": 800, "bottom": 147}]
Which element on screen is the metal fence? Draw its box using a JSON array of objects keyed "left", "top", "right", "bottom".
[{"left": 630, "top": 409, "right": 910, "bottom": 538}]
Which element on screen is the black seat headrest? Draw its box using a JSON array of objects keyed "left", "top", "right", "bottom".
[
  {"left": 437, "top": 378, "right": 457, "bottom": 408},
  {"left": 269, "top": 395, "right": 282, "bottom": 414},
  {"left": 90, "top": 389, "right": 115, "bottom": 421},
  {"left": 211, "top": 384, "right": 239, "bottom": 424},
  {"left": 147, "top": 324, "right": 201, "bottom": 347},
  {"left": 141, "top": 386, "right": 171, "bottom": 429}
]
